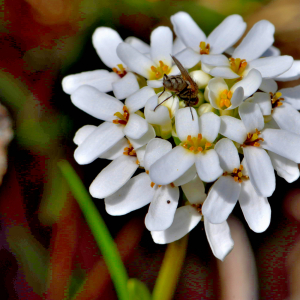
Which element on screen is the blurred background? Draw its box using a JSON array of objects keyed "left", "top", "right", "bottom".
[{"left": 1, "top": 0, "right": 300, "bottom": 299}]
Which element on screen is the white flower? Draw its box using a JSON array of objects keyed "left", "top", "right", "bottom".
[
  {"left": 144, "top": 93, "right": 179, "bottom": 139},
  {"left": 219, "top": 102, "right": 300, "bottom": 196},
  {"left": 71, "top": 85, "right": 155, "bottom": 165},
  {"left": 149, "top": 108, "right": 223, "bottom": 184},
  {"left": 62, "top": 27, "right": 140, "bottom": 99},
  {"left": 104, "top": 138, "right": 197, "bottom": 231},
  {"left": 202, "top": 138, "right": 271, "bottom": 233},
  {"left": 205, "top": 20, "right": 293, "bottom": 79},
  {"left": 208, "top": 69, "right": 262, "bottom": 110},
  {"left": 171, "top": 12, "right": 246, "bottom": 69},
  {"left": 151, "top": 175, "right": 234, "bottom": 261}
]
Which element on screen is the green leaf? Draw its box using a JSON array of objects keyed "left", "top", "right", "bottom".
[
  {"left": 173, "top": 136, "right": 181, "bottom": 146},
  {"left": 58, "top": 160, "right": 129, "bottom": 300},
  {"left": 128, "top": 278, "right": 152, "bottom": 300}
]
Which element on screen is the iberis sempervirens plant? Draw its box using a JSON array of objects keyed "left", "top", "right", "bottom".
[{"left": 63, "top": 12, "right": 300, "bottom": 261}]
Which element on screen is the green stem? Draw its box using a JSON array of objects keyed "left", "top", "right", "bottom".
[
  {"left": 58, "top": 160, "right": 129, "bottom": 300},
  {"left": 152, "top": 235, "right": 189, "bottom": 300}
]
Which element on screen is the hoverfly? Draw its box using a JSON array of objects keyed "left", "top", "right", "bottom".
[{"left": 154, "top": 55, "right": 199, "bottom": 120}]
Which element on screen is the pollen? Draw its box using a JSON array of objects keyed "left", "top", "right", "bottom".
[
  {"left": 229, "top": 58, "right": 247, "bottom": 76},
  {"left": 241, "top": 128, "right": 264, "bottom": 147},
  {"left": 191, "top": 203, "right": 202, "bottom": 214},
  {"left": 223, "top": 164, "right": 249, "bottom": 183},
  {"left": 112, "top": 64, "right": 127, "bottom": 78},
  {"left": 199, "top": 41, "right": 210, "bottom": 55},
  {"left": 151, "top": 182, "right": 155, "bottom": 188},
  {"left": 181, "top": 134, "right": 213, "bottom": 154},
  {"left": 219, "top": 89, "right": 232, "bottom": 109},
  {"left": 150, "top": 60, "right": 170, "bottom": 80},
  {"left": 123, "top": 140, "right": 137, "bottom": 157},
  {"left": 113, "top": 106, "right": 130, "bottom": 125},
  {"left": 270, "top": 92, "right": 284, "bottom": 110}
]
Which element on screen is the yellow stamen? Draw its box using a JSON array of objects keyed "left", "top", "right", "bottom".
[{"left": 151, "top": 182, "right": 155, "bottom": 188}]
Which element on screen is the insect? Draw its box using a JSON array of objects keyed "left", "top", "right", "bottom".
[{"left": 154, "top": 55, "right": 199, "bottom": 120}]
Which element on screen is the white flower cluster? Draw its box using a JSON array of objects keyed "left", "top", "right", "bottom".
[{"left": 63, "top": 12, "right": 300, "bottom": 261}]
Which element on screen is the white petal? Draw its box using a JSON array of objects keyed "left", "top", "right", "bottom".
[
  {"left": 227, "top": 87, "right": 244, "bottom": 110},
  {"left": 261, "top": 128, "right": 300, "bottom": 163},
  {"left": 144, "top": 138, "right": 172, "bottom": 171},
  {"left": 74, "top": 122, "right": 124, "bottom": 165},
  {"left": 174, "top": 48, "right": 201, "bottom": 69},
  {"left": 199, "top": 112, "right": 220, "bottom": 142},
  {"left": 105, "top": 173, "right": 154, "bottom": 215},
  {"left": 136, "top": 144, "right": 146, "bottom": 167},
  {"left": 195, "top": 149, "right": 223, "bottom": 182},
  {"left": 215, "top": 138, "right": 240, "bottom": 172},
  {"left": 175, "top": 107, "right": 199, "bottom": 141},
  {"left": 125, "top": 86, "right": 155, "bottom": 113},
  {"left": 73, "top": 125, "right": 96, "bottom": 145},
  {"left": 204, "top": 219, "right": 234, "bottom": 261},
  {"left": 92, "top": 27, "right": 124, "bottom": 68},
  {"left": 202, "top": 176, "right": 240, "bottom": 223},
  {"left": 262, "top": 45, "right": 280, "bottom": 57},
  {"left": 145, "top": 185, "right": 180, "bottom": 231},
  {"left": 239, "top": 102, "right": 264, "bottom": 132},
  {"left": 171, "top": 12, "right": 206, "bottom": 52},
  {"left": 272, "top": 103, "right": 300, "bottom": 135},
  {"left": 89, "top": 155, "right": 138, "bottom": 199},
  {"left": 233, "top": 20, "right": 275, "bottom": 61},
  {"left": 248, "top": 56, "right": 294, "bottom": 78},
  {"left": 268, "top": 150, "right": 300, "bottom": 183},
  {"left": 71, "top": 85, "right": 123, "bottom": 122},
  {"left": 275, "top": 60, "right": 300, "bottom": 81},
  {"left": 62, "top": 70, "right": 119, "bottom": 94},
  {"left": 99, "top": 138, "right": 128, "bottom": 160},
  {"left": 151, "top": 26, "right": 173, "bottom": 67},
  {"left": 151, "top": 206, "right": 202, "bottom": 244},
  {"left": 259, "top": 79, "right": 278, "bottom": 93},
  {"left": 172, "top": 37, "right": 186, "bottom": 56},
  {"left": 181, "top": 174, "right": 206, "bottom": 204},
  {"left": 249, "top": 92, "right": 272, "bottom": 115},
  {"left": 117, "top": 43, "right": 154, "bottom": 79},
  {"left": 219, "top": 116, "right": 247, "bottom": 144},
  {"left": 144, "top": 95, "right": 170, "bottom": 126},
  {"left": 280, "top": 85, "right": 300, "bottom": 110},
  {"left": 173, "top": 164, "right": 197, "bottom": 187},
  {"left": 124, "top": 113, "right": 149, "bottom": 139},
  {"left": 239, "top": 180, "right": 271, "bottom": 233},
  {"left": 149, "top": 146, "right": 196, "bottom": 185},
  {"left": 209, "top": 67, "right": 240, "bottom": 79},
  {"left": 201, "top": 54, "right": 229, "bottom": 66},
  {"left": 201, "top": 62, "right": 214, "bottom": 74},
  {"left": 128, "top": 124, "right": 156, "bottom": 149},
  {"left": 147, "top": 80, "right": 163, "bottom": 88},
  {"left": 124, "top": 36, "right": 150, "bottom": 54},
  {"left": 207, "top": 15, "right": 246, "bottom": 55},
  {"left": 243, "top": 146, "right": 275, "bottom": 197},
  {"left": 168, "top": 65, "right": 180, "bottom": 76},
  {"left": 112, "top": 72, "right": 139, "bottom": 100},
  {"left": 231, "top": 69, "right": 262, "bottom": 100}
]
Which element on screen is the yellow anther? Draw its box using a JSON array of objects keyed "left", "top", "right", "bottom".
[
  {"left": 240, "top": 165, "right": 243, "bottom": 170},
  {"left": 200, "top": 41, "right": 206, "bottom": 49},
  {"left": 151, "top": 182, "right": 155, "bottom": 188},
  {"left": 146, "top": 170, "right": 149, "bottom": 174},
  {"left": 276, "top": 92, "right": 282, "bottom": 98},
  {"left": 113, "top": 64, "right": 127, "bottom": 78},
  {"left": 117, "top": 64, "right": 124, "bottom": 71},
  {"left": 234, "top": 176, "right": 238, "bottom": 182},
  {"left": 159, "top": 61, "right": 164, "bottom": 68},
  {"left": 228, "top": 91, "right": 233, "bottom": 98},
  {"left": 254, "top": 142, "right": 260, "bottom": 147},
  {"left": 163, "top": 65, "right": 168, "bottom": 72},
  {"left": 155, "top": 72, "right": 161, "bottom": 78},
  {"left": 182, "top": 143, "right": 188, "bottom": 149},
  {"left": 199, "top": 41, "right": 210, "bottom": 54},
  {"left": 221, "top": 90, "right": 228, "bottom": 98},
  {"left": 197, "top": 147, "right": 203, "bottom": 152},
  {"left": 229, "top": 57, "right": 247, "bottom": 76},
  {"left": 205, "top": 142, "right": 212, "bottom": 149},
  {"left": 198, "top": 134, "right": 202, "bottom": 140},
  {"left": 189, "top": 146, "right": 195, "bottom": 151},
  {"left": 123, "top": 152, "right": 128, "bottom": 155},
  {"left": 151, "top": 66, "right": 157, "bottom": 72},
  {"left": 224, "top": 99, "right": 231, "bottom": 107},
  {"left": 233, "top": 168, "right": 237, "bottom": 173},
  {"left": 170, "top": 182, "right": 175, "bottom": 187},
  {"left": 150, "top": 60, "right": 170, "bottom": 80},
  {"left": 238, "top": 172, "right": 243, "bottom": 178},
  {"left": 114, "top": 112, "right": 127, "bottom": 122},
  {"left": 187, "top": 135, "right": 192, "bottom": 142},
  {"left": 158, "top": 185, "right": 162, "bottom": 188},
  {"left": 136, "top": 159, "right": 140, "bottom": 165}
]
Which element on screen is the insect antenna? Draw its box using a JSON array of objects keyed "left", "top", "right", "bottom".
[
  {"left": 154, "top": 94, "right": 173, "bottom": 111},
  {"left": 190, "top": 107, "right": 194, "bottom": 121}
]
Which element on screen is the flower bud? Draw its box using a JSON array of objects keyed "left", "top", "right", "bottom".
[
  {"left": 197, "top": 103, "right": 217, "bottom": 116},
  {"left": 190, "top": 70, "right": 212, "bottom": 89}
]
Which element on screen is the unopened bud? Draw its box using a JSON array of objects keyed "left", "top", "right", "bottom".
[
  {"left": 198, "top": 103, "right": 217, "bottom": 116},
  {"left": 190, "top": 70, "right": 212, "bottom": 89}
]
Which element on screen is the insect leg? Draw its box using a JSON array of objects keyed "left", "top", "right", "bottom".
[
  {"left": 154, "top": 94, "right": 173, "bottom": 111},
  {"left": 190, "top": 106, "right": 194, "bottom": 121},
  {"left": 158, "top": 86, "right": 165, "bottom": 98}
]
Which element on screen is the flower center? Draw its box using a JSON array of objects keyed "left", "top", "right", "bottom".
[
  {"left": 181, "top": 134, "right": 213, "bottom": 154},
  {"left": 270, "top": 92, "right": 284, "bottom": 109},
  {"left": 112, "top": 64, "right": 127, "bottom": 78},
  {"left": 191, "top": 203, "right": 202, "bottom": 214},
  {"left": 199, "top": 41, "right": 210, "bottom": 55},
  {"left": 123, "top": 140, "right": 139, "bottom": 164},
  {"left": 229, "top": 58, "right": 247, "bottom": 76},
  {"left": 223, "top": 164, "right": 249, "bottom": 183},
  {"left": 150, "top": 60, "right": 170, "bottom": 79},
  {"left": 241, "top": 128, "right": 264, "bottom": 147},
  {"left": 112, "top": 106, "right": 130, "bottom": 125},
  {"left": 219, "top": 89, "right": 232, "bottom": 109}
]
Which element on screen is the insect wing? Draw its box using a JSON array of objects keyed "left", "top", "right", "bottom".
[{"left": 171, "top": 55, "right": 198, "bottom": 92}]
